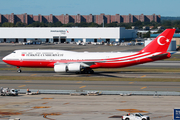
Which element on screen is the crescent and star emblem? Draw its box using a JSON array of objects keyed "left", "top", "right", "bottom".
[{"left": 157, "top": 36, "right": 169, "bottom": 45}]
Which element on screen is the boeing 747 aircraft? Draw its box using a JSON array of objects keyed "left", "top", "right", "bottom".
[{"left": 2, "top": 29, "right": 175, "bottom": 74}]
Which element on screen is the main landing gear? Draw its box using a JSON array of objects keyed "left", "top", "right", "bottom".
[
  {"left": 17, "top": 67, "right": 22, "bottom": 73},
  {"left": 80, "top": 68, "right": 94, "bottom": 74}
]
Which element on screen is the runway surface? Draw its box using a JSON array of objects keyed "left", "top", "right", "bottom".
[
  {"left": 1, "top": 80, "right": 180, "bottom": 91},
  {"left": 0, "top": 68, "right": 180, "bottom": 78},
  {"left": 0, "top": 60, "right": 180, "bottom": 78}
]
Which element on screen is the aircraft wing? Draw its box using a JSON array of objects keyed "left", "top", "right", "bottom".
[
  {"left": 80, "top": 61, "right": 97, "bottom": 67},
  {"left": 54, "top": 60, "right": 106, "bottom": 67}
]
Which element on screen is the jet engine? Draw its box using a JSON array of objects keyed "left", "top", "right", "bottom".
[
  {"left": 67, "top": 63, "right": 81, "bottom": 72},
  {"left": 54, "top": 64, "right": 68, "bottom": 72},
  {"left": 54, "top": 63, "right": 81, "bottom": 73}
]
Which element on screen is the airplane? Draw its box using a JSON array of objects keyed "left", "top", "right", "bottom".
[{"left": 2, "top": 29, "right": 175, "bottom": 74}]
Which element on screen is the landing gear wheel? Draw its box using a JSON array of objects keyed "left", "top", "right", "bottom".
[
  {"left": 80, "top": 68, "right": 94, "bottom": 74},
  {"left": 17, "top": 69, "right": 21, "bottom": 73},
  {"left": 17, "top": 66, "right": 21, "bottom": 73},
  {"left": 90, "top": 70, "right": 94, "bottom": 74}
]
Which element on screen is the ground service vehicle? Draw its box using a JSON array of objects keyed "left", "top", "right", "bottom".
[
  {"left": 0, "top": 87, "right": 18, "bottom": 96},
  {"left": 122, "top": 113, "right": 150, "bottom": 120}
]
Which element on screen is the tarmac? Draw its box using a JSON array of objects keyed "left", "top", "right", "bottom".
[
  {"left": 1, "top": 80, "right": 180, "bottom": 92},
  {"left": 0, "top": 94, "right": 179, "bottom": 120}
]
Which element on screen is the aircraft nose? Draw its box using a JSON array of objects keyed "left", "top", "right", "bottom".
[
  {"left": 2, "top": 57, "right": 5, "bottom": 60},
  {"left": 2, "top": 56, "right": 7, "bottom": 61}
]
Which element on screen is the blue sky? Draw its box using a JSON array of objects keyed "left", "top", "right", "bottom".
[{"left": 0, "top": 0, "right": 179, "bottom": 16}]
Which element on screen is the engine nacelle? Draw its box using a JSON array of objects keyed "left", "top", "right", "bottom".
[
  {"left": 54, "top": 64, "right": 67, "bottom": 72},
  {"left": 67, "top": 63, "right": 81, "bottom": 72},
  {"left": 54, "top": 63, "right": 81, "bottom": 73}
]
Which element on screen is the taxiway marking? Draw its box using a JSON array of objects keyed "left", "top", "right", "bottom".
[
  {"left": 31, "top": 74, "right": 37, "bottom": 76},
  {"left": 18, "top": 85, "right": 26, "bottom": 87},
  {"left": 141, "top": 86, "right": 147, "bottom": 89},
  {"left": 79, "top": 86, "right": 86, "bottom": 88},
  {"left": 141, "top": 75, "right": 146, "bottom": 78}
]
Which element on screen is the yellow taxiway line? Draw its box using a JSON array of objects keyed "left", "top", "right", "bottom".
[
  {"left": 18, "top": 85, "right": 26, "bottom": 87},
  {"left": 79, "top": 86, "right": 86, "bottom": 88}
]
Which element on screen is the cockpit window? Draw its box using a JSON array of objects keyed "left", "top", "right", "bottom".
[{"left": 12, "top": 52, "right": 16, "bottom": 53}]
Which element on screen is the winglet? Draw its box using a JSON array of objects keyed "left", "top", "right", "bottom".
[{"left": 140, "top": 29, "right": 176, "bottom": 53}]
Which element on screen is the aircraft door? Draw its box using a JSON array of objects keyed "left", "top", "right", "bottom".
[{"left": 19, "top": 55, "right": 23, "bottom": 62}]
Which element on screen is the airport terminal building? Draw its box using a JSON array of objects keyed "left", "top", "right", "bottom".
[{"left": 0, "top": 27, "right": 137, "bottom": 43}]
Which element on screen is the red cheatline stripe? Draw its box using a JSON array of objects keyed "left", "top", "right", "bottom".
[{"left": 3, "top": 52, "right": 162, "bottom": 64}]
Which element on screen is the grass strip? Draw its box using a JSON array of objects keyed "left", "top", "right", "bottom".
[
  {"left": 164, "top": 58, "right": 180, "bottom": 61},
  {"left": 1, "top": 67, "right": 180, "bottom": 72},
  {"left": 95, "top": 68, "right": 180, "bottom": 72},
  {"left": 0, "top": 76, "right": 180, "bottom": 82}
]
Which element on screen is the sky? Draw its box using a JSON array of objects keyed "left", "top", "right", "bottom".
[{"left": 0, "top": 0, "right": 179, "bottom": 16}]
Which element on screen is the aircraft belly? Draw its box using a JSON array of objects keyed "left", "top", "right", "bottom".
[
  {"left": 3, "top": 60, "right": 53, "bottom": 68},
  {"left": 20, "top": 60, "right": 53, "bottom": 68}
]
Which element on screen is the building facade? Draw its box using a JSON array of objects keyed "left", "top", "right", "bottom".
[
  {"left": 0, "top": 27, "right": 137, "bottom": 43},
  {"left": 0, "top": 13, "right": 161, "bottom": 25}
]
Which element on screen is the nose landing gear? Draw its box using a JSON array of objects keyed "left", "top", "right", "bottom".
[{"left": 17, "top": 67, "right": 22, "bottom": 73}]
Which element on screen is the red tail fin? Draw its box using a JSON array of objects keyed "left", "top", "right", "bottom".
[{"left": 140, "top": 29, "right": 176, "bottom": 53}]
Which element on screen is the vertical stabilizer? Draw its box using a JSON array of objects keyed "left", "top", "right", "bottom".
[{"left": 140, "top": 29, "right": 176, "bottom": 53}]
